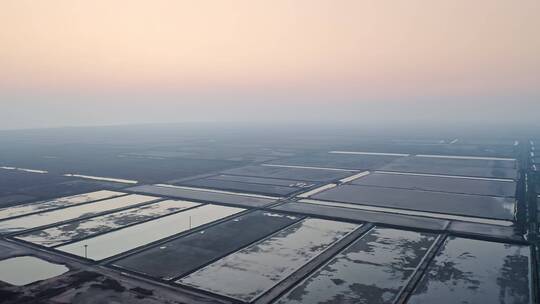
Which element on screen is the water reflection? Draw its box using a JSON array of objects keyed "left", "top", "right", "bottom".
[
  {"left": 277, "top": 227, "right": 437, "bottom": 304},
  {"left": 56, "top": 204, "right": 244, "bottom": 261},
  {"left": 0, "top": 190, "right": 124, "bottom": 221},
  {"left": 408, "top": 237, "right": 531, "bottom": 304},
  {"left": 16, "top": 200, "right": 198, "bottom": 247},
  {"left": 0, "top": 194, "right": 159, "bottom": 233},
  {"left": 179, "top": 218, "right": 360, "bottom": 302},
  {"left": 113, "top": 210, "right": 301, "bottom": 280},
  {"left": 0, "top": 256, "right": 68, "bottom": 286}
]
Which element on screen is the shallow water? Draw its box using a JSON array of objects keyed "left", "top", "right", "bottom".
[
  {"left": 352, "top": 172, "right": 516, "bottom": 197},
  {"left": 126, "top": 184, "right": 276, "bottom": 208},
  {"left": 276, "top": 227, "right": 437, "bottom": 304},
  {"left": 407, "top": 236, "right": 532, "bottom": 304},
  {"left": 0, "top": 256, "right": 69, "bottom": 286},
  {"left": 179, "top": 218, "right": 360, "bottom": 302},
  {"left": 302, "top": 199, "right": 513, "bottom": 226},
  {"left": 379, "top": 156, "right": 517, "bottom": 179},
  {"left": 16, "top": 200, "right": 199, "bottom": 247},
  {"left": 63, "top": 174, "right": 138, "bottom": 184},
  {"left": 56, "top": 204, "right": 244, "bottom": 261},
  {"left": 312, "top": 185, "right": 516, "bottom": 220},
  {"left": 0, "top": 190, "right": 124, "bottom": 221},
  {"left": 0, "top": 194, "right": 159, "bottom": 233},
  {"left": 113, "top": 210, "right": 301, "bottom": 280}
]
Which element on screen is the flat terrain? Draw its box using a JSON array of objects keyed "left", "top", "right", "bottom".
[{"left": 0, "top": 125, "right": 537, "bottom": 304}]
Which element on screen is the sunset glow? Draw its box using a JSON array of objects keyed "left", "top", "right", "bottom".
[{"left": 1, "top": 0, "right": 539, "bottom": 128}]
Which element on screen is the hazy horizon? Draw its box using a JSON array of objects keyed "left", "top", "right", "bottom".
[{"left": 1, "top": 0, "right": 539, "bottom": 130}]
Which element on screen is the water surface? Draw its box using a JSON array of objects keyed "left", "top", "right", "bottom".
[
  {"left": 179, "top": 218, "right": 360, "bottom": 302},
  {"left": 15, "top": 200, "right": 199, "bottom": 247},
  {"left": 0, "top": 190, "right": 124, "bottom": 221},
  {"left": 56, "top": 204, "right": 244, "bottom": 260},
  {"left": 0, "top": 256, "right": 69, "bottom": 286},
  {"left": 407, "top": 236, "right": 532, "bottom": 304},
  {"left": 0, "top": 194, "right": 159, "bottom": 233},
  {"left": 276, "top": 227, "right": 437, "bottom": 304}
]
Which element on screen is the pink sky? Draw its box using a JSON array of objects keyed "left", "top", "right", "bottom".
[{"left": 1, "top": 0, "right": 539, "bottom": 129}]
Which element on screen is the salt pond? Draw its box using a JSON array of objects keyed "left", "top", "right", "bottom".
[
  {"left": 0, "top": 190, "right": 125, "bottom": 221},
  {"left": 0, "top": 194, "right": 159, "bottom": 234},
  {"left": 56, "top": 204, "right": 244, "bottom": 261},
  {"left": 179, "top": 218, "right": 360, "bottom": 302},
  {"left": 0, "top": 256, "right": 69, "bottom": 286},
  {"left": 15, "top": 199, "right": 199, "bottom": 247}
]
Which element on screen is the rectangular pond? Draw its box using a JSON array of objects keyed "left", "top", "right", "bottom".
[
  {"left": 0, "top": 256, "right": 69, "bottom": 286},
  {"left": 178, "top": 218, "right": 360, "bottom": 302},
  {"left": 113, "top": 210, "right": 302, "bottom": 280},
  {"left": 178, "top": 178, "right": 302, "bottom": 196},
  {"left": 55, "top": 204, "right": 245, "bottom": 261},
  {"left": 312, "top": 185, "right": 516, "bottom": 221},
  {"left": 268, "top": 153, "right": 402, "bottom": 170},
  {"left": 0, "top": 194, "right": 160, "bottom": 234},
  {"left": 0, "top": 190, "right": 125, "bottom": 221},
  {"left": 353, "top": 172, "right": 516, "bottom": 197},
  {"left": 407, "top": 236, "right": 532, "bottom": 304},
  {"left": 15, "top": 200, "right": 200, "bottom": 247},
  {"left": 272, "top": 201, "right": 449, "bottom": 231},
  {"left": 221, "top": 165, "right": 354, "bottom": 182},
  {"left": 412, "top": 155, "right": 517, "bottom": 168},
  {"left": 127, "top": 185, "right": 276, "bottom": 208},
  {"left": 209, "top": 175, "right": 313, "bottom": 187},
  {"left": 379, "top": 157, "right": 517, "bottom": 180},
  {"left": 276, "top": 227, "right": 438, "bottom": 304},
  {"left": 301, "top": 199, "right": 512, "bottom": 226}
]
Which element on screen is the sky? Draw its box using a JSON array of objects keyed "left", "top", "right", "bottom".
[{"left": 0, "top": 0, "right": 539, "bottom": 130}]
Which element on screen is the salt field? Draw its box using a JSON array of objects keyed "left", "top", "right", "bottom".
[
  {"left": 114, "top": 211, "right": 301, "bottom": 280},
  {"left": 0, "top": 194, "right": 160, "bottom": 234},
  {"left": 407, "top": 236, "right": 532, "bottom": 304},
  {"left": 0, "top": 190, "right": 125, "bottom": 221},
  {"left": 1, "top": 1, "right": 538, "bottom": 300},
  {"left": 221, "top": 165, "right": 355, "bottom": 182},
  {"left": 56, "top": 204, "right": 244, "bottom": 260},
  {"left": 0, "top": 256, "right": 69, "bottom": 286},
  {"left": 268, "top": 152, "right": 403, "bottom": 170},
  {"left": 15, "top": 200, "right": 200, "bottom": 247},
  {"left": 379, "top": 156, "right": 518, "bottom": 179},
  {"left": 352, "top": 171, "right": 516, "bottom": 197},
  {"left": 276, "top": 227, "right": 438, "bottom": 304},
  {"left": 312, "top": 184, "right": 516, "bottom": 220},
  {"left": 0, "top": 129, "right": 537, "bottom": 304},
  {"left": 179, "top": 218, "right": 360, "bottom": 302}
]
